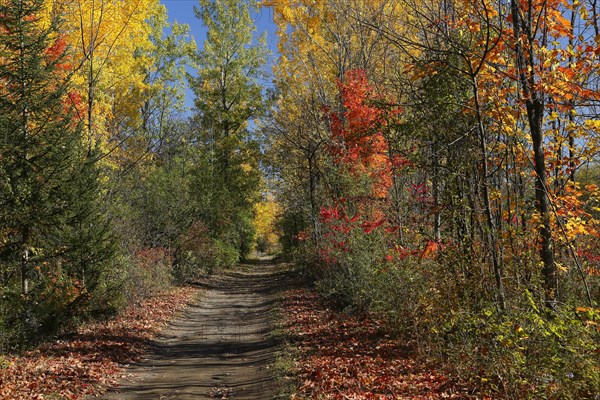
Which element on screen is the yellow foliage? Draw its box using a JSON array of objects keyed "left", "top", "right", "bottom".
[
  {"left": 48, "top": 0, "right": 161, "bottom": 168},
  {"left": 565, "top": 217, "right": 589, "bottom": 239},
  {"left": 253, "top": 196, "right": 282, "bottom": 251}
]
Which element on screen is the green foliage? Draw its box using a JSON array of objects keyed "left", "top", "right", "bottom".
[
  {"left": 191, "top": 0, "right": 268, "bottom": 141},
  {"left": 277, "top": 209, "right": 308, "bottom": 256},
  {"left": 185, "top": 0, "right": 266, "bottom": 262},
  {"left": 173, "top": 221, "right": 239, "bottom": 282},
  {"left": 0, "top": 0, "right": 266, "bottom": 354},
  {"left": 434, "top": 295, "right": 599, "bottom": 399},
  {"left": 313, "top": 228, "right": 425, "bottom": 321},
  {"left": 0, "top": 0, "right": 115, "bottom": 346}
]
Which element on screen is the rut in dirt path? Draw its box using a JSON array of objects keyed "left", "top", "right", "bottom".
[{"left": 102, "top": 262, "right": 288, "bottom": 400}]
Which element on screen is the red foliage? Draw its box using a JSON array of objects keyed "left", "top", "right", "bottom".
[
  {"left": 284, "top": 288, "right": 472, "bottom": 399},
  {"left": 321, "top": 206, "right": 342, "bottom": 222},
  {"left": 410, "top": 182, "right": 431, "bottom": 204},
  {"left": 0, "top": 286, "right": 198, "bottom": 399},
  {"left": 393, "top": 245, "right": 420, "bottom": 260},
  {"left": 326, "top": 70, "right": 404, "bottom": 200},
  {"left": 45, "top": 37, "right": 70, "bottom": 71},
  {"left": 420, "top": 240, "right": 445, "bottom": 260},
  {"left": 66, "top": 91, "right": 86, "bottom": 120},
  {"left": 577, "top": 249, "right": 600, "bottom": 263},
  {"left": 47, "top": 37, "right": 86, "bottom": 123},
  {"left": 360, "top": 218, "right": 385, "bottom": 234},
  {"left": 318, "top": 70, "right": 415, "bottom": 270}
]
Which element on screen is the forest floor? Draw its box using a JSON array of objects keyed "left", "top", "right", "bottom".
[
  {"left": 280, "top": 287, "right": 477, "bottom": 399},
  {"left": 1, "top": 261, "right": 477, "bottom": 400},
  {"left": 0, "top": 286, "right": 199, "bottom": 400},
  {"left": 101, "top": 260, "right": 290, "bottom": 399}
]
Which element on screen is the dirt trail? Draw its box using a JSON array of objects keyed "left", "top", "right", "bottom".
[{"left": 102, "top": 262, "right": 287, "bottom": 400}]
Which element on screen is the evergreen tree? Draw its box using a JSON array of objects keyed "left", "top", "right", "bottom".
[{"left": 0, "top": 0, "right": 113, "bottom": 341}]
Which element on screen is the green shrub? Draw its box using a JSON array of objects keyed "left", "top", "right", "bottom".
[
  {"left": 302, "top": 226, "right": 599, "bottom": 399},
  {"left": 435, "top": 294, "right": 599, "bottom": 399},
  {"left": 173, "top": 221, "right": 240, "bottom": 282}
]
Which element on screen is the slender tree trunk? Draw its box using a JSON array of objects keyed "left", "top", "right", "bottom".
[
  {"left": 21, "top": 228, "right": 30, "bottom": 295},
  {"left": 19, "top": 0, "right": 30, "bottom": 296},
  {"left": 432, "top": 142, "right": 441, "bottom": 242},
  {"left": 568, "top": 4, "right": 577, "bottom": 183},
  {"left": 307, "top": 146, "right": 320, "bottom": 244},
  {"left": 472, "top": 76, "right": 506, "bottom": 310},
  {"left": 87, "top": 0, "right": 95, "bottom": 139},
  {"left": 528, "top": 100, "right": 557, "bottom": 306},
  {"left": 510, "top": 0, "right": 557, "bottom": 308}
]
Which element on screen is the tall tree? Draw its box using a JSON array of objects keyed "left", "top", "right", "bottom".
[
  {"left": 191, "top": 0, "right": 266, "bottom": 168},
  {"left": 189, "top": 0, "right": 267, "bottom": 257}
]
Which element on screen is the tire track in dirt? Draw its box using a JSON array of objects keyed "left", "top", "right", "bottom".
[{"left": 101, "top": 262, "right": 288, "bottom": 399}]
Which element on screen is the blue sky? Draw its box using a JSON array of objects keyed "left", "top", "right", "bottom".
[{"left": 159, "top": 0, "right": 279, "bottom": 110}]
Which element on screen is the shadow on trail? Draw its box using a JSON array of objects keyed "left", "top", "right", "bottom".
[{"left": 101, "top": 262, "right": 294, "bottom": 400}]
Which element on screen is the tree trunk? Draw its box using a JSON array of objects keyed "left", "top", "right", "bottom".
[
  {"left": 472, "top": 77, "right": 505, "bottom": 310},
  {"left": 432, "top": 142, "right": 441, "bottom": 242},
  {"left": 307, "top": 146, "right": 320, "bottom": 244},
  {"left": 510, "top": 0, "right": 557, "bottom": 308},
  {"left": 527, "top": 100, "right": 557, "bottom": 307}
]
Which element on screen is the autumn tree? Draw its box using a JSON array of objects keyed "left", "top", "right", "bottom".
[
  {"left": 254, "top": 192, "right": 281, "bottom": 254},
  {"left": 265, "top": 0, "right": 405, "bottom": 246},
  {"left": 191, "top": 0, "right": 266, "bottom": 166},
  {"left": 141, "top": 7, "right": 196, "bottom": 146},
  {"left": 49, "top": 0, "right": 161, "bottom": 168},
  {"left": 500, "top": 0, "right": 599, "bottom": 309},
  {"left": 111, "top": 5, "right": 197, "bottom": 252}
]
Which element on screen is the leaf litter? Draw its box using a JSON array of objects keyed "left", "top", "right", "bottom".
[
  {"left": 283, "top": 288, "right": 475, "bottom": 399},
  {"left": 0, "top": 286, "right": 198, "bottom": 399}
]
